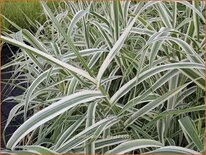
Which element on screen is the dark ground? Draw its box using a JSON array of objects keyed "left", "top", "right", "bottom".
[{"left": 1, "top": 44, "right": 23, "bottom": 148}]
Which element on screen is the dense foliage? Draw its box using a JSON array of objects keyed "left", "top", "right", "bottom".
[
  {"left": 1, "top": 1, "right": 205, "bottom": 154},
  {"left": 2, "top": 0, "right": 55, "bottom": 31}
]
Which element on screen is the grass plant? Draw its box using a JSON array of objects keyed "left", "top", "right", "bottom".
[{"left": 1, "top": 1, "right": 205, "bottom": 154}]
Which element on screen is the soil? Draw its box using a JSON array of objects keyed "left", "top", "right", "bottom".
[{"left": 1, "top": 44, "right": 24, "bottom": 148}]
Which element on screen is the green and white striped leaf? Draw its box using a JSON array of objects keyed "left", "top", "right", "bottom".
[
  {"left": 17, "top": 145, "right": 58, "bottom": 154},
  {"left": 179, "top": 116, "right": 203, "bottom": 151},
  {"left": 1, "top": 36, "right": 96, "bottom": 83},
  {"left": 125, "top": 82, "right": 191, "bottom": 126},
  {"left": 147, "top": 146, "right": 201, "bottom": 154},
  {"left": 6, "top": 90, "right": 103, "bottom": 149},
  {"left": 105, "top": 139, "right": 163, "bottom": 154}
]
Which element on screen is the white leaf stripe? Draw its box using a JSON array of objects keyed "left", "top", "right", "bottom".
[
  {"left": 97, "top": 1, "right": 159, "bottom": 84},
  {"left": 179, "top": 116, "right": 203, "bottom": 151},
  {"left": 106, "top": 139, "right": 163, "bottom": 154},
  {"left": 67, "top": 10, "right": 88, "bottom": 35},
  {"left": 147, "top": 146, "right": 201, "bottom": 154},
  {"left": 6, "top": 90, "right": 103, "bottom": 149},
  {"left": 124, "top": 82, "right": 191, "bottom": 126},
  {"left": 110, "top": 62, "right": 204, "bottom": 104},
  {"left": 16, "top": 145, "right": 58, "bottom": 154},
  {"left": 1, "top": 36, "right": 96, "bottom": 83},
  {"left": 54, "top": 115, "right": 86, "bottom": 149},
  {"left": 56, "top": 117, "right": 118, "bottom": 153}
]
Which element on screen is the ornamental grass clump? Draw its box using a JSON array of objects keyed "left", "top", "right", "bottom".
[
  {"left": 1, "top": 1, "right": 205, "bottom": 154},
  {"left": 2, "top": 1, "right": 43, "bottom": 32}
]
